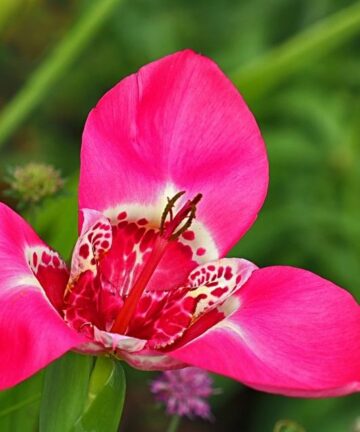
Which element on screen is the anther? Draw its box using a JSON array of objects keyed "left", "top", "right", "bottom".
[
  {"left": 110, "top": 192, "right": 202, "bottom": 335},
  {"left": 160, "top": 191, "right": 202, "bottom": 240}
]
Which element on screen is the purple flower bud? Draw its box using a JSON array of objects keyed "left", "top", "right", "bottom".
[{"left": 150, "top": 367, "right": 217, "bottom": 420}]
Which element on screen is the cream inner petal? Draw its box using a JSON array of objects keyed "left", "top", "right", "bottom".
[{"left": 104, "top": 183, "right": 218, "bottom": 264}]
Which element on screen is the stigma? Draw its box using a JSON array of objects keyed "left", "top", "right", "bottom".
[{"left": 110, "top": 192, "right": 202, "bottom": 334}]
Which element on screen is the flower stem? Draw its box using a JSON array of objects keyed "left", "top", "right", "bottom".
[
  {"left": 166, "top": 415, "right": 181, "bottom": 432},
  {"left": 0, "top": 0, "right": 124, "bottom": 148}
]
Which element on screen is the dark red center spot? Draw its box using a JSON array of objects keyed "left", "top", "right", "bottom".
[{"left": 79, "top": 244, "right": 90, "bottom": 259}]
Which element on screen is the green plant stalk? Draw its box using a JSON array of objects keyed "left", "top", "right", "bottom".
[
  {"left": 0, "top": 393, "right": 40, "bottom": 418},
  {"left": 0, "top": 0, "right": 123, "bottom": 147},
  {"left": 166, "top": 415, "right": 181, "bottom": 432},
  {"left": 231, "top": 1, "right": 360, "bottom": 101},
  {"left": 71, "top": 357, "right": 126, "bottom": 432},
  {"left": 39, "top": 352, "right": 93, "bottom": 432}
]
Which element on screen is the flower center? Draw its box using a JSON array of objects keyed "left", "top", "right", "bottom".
[{"left": 111, "top": 191, "right": 202, "bottom": 334}]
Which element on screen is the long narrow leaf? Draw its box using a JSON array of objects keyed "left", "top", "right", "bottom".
[
  {"left": 71, "top": 357, "right": 126, "bottom": 432},
  {"left": 39, "top": 352, "right": 93, "bottom": 432}
]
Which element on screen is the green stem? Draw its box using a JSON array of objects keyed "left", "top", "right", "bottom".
[
  {"left": 231, "top": 1, "right": 360, "bottom": 101},
  {"left": 0, "top": 393, "right": 41, "bottom": 418},
  {"left": 166, "top": 415, "right": 181, "bottom": 432},
  {"left": 0, "top": 0, "right": 123, "bottom": 147}
]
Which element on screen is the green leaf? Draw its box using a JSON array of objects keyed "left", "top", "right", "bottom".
[
  {"left": 39, "top": 353, "right": 125, "bottom": 432},
  {"left": 71, "top": 357, "right": 126, "bottom": 432},
  {"left": 0, "top": 371, "right": 43, "bottom": 432},
  {"left": 39, "top": 352, "right": 93, "bottom": 432}
]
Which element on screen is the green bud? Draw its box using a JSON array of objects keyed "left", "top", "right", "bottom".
[
  {"left": 274, "top": 420, "right": 306, "bottom": 432},
  {"left": 5, "top": 162, "right": 64, "bottom": 207}
]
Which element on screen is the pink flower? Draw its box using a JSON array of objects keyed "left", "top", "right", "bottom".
[
  {"left": 150, "top": 367, "right": 215, "bottom": 420},
  {"left": 1, "top": 50, "right": 360, "bottom": 396}
]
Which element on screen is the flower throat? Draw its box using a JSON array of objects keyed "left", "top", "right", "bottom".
[{"left": 111, "top": 191, "right": 202, "bottom": 334}]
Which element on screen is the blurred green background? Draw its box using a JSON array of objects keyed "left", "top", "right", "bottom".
[{"left": 0, "top": 0, "right": 360, "bottom": 431}]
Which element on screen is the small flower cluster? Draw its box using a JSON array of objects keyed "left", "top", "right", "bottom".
[{"left": 150, "top": 367, "right": 216, "bottom": 420}]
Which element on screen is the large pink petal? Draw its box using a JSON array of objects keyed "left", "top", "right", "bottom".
[
  {"left": 170, "top": 266, "right": 360, "bottom": 397},
  {"left": 80, "top": 50, "right": 268, "bottom": 256},
  {"left": 0, "top": 204, "right": 85, "bottom": 390}
]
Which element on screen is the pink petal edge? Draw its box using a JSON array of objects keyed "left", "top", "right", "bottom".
[
  {"left": 169, "top": 266, "right": 360, "bottom": 397},
  {"left": 0, "top": 203, "right": 85, "bottom": 390}
]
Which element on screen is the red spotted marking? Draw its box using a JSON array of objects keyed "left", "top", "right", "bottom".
[
  {"left": 79, "top": 244, "right": 90, "bottom": 259},
  {"left": 28, "top": 247, "right": 69, "bottom": 312},
  {"left": 33, "top": 252, "right": 38, "bottom": 267},
  {"left": 186, "top": 260, "right": 251, "bottom": 319},
  {"left": 117, "top": 211, "right": 127, "bottom": 220},
  {"left": 100, "top": 221, "right": 196, "bottom": 297},
  {"left": 127, "top": 288, "right": 198, "bottom": 349},
  {"left": 62, "top": 201, "right": 256, "bottom": 354},
  {"left": 182, "top": 230, "right": 195, "bottom": 241},
  {"left": 42, "top": 251, "right": 51, "bottom": 265}
]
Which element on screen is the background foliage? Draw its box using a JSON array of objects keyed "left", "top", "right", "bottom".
[{"left": 0, "top": 0, "right": 360, "bottom": 431}]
